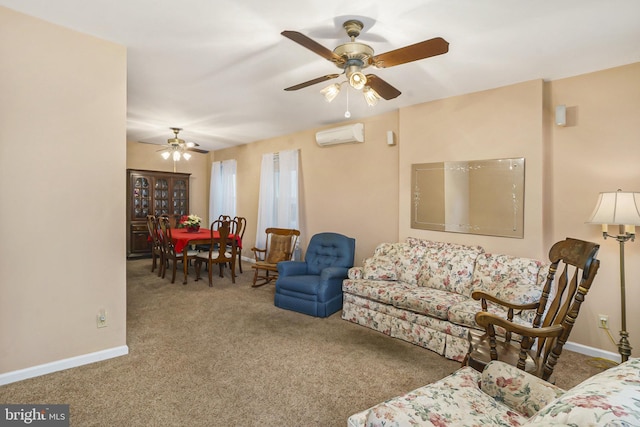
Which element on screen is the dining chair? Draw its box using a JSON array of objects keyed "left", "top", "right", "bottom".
[
  {"left": 157, "top": 215, "right": 199, "bottom": 283},
  {"left": 194, "top": 219, "right": 238, "bottom": 286},
  {"left": 250, "top": 228, "right": 300, "bottom": 287},
  {"left": 196, "top": 214, "right": 232, "bottom": 252},
  {"left": 231, "top": 216, "right": 247, "bottom": 273},
  {"left": 463, "top": 237, "right": 600, "bottom": 382},
  {"left": 146, "top": 214, "right": 163, "bottom": 275}
]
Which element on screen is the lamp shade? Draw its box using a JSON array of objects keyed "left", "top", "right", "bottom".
[
  {"left": 587, "top": 190, "right": 640, "bottom": 225},
  {"left": 363, "top": 86, "right": 380, "bottom": 106},
  {"left": 320, "top": 83, "right": 341, "bottom": 102}
]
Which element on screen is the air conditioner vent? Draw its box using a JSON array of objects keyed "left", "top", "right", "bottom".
[{"left": 315, "top": 123, "right": 364, "bottom": 146}]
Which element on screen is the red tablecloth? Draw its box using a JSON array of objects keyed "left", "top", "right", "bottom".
[{"left": 171, "top": 228, "right": 241, "bottom": 253}]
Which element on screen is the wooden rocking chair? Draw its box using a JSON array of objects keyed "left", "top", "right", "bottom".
[
  {"left": 250, "top": 228, "right": 300, "bottom": 287},
  {"left": 464, "top": 237, "right": 600, "bottom": 381}
]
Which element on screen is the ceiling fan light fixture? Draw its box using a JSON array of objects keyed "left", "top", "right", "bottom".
[
  {"left": 182, "top": 152, "right": 192, "bottom": 160},
  {"left": 172, "top": 150, "right": 181, "bottom": 161},
  {"left": 320, "top": 83, "right": 341, "bottom": 102},
  {"left": 349, "top": 71, "right": 367, "bottom": 90},
  {"left": 345, "top": 61, "right": 367, "bottom": 90},
  {"left": 363, "top": 86, "right": 381, "bottom": 106},
  {"left": 161, "top": 151, "right": 171, "bottom": 160}
]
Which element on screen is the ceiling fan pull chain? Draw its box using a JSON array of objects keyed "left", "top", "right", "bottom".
[{"left": 344, "top": 85, "right": 351, "bottom": 118}]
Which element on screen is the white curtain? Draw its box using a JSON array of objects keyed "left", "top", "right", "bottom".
[
  {"left": 208, "top": 159, "right": 237, "bottom": 226},
  {"left": 255, "top": 149, "right": 299, "bottom": 249}
]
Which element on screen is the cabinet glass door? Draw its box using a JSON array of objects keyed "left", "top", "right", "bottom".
[
  {"left": 172, "top": 179, "right": 188, "bottom": 216},
  {"left": 132, "top": 177, "right": 150, "bottom": 219},
  {"left": 154, "top": 178, "right": 170, "bottom": 215}
]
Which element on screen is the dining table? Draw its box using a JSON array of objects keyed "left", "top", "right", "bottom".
[{"left": 171, "top": 227, "right": 241, "bottom": 284}]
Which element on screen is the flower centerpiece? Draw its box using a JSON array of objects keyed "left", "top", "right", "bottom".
[{"left": 177, "top": 214, "right": 202, "bottom": 232}]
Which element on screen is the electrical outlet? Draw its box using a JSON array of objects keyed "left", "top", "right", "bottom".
[
  {"left": 97, "top": 309, "right": 108, "bottom": 328},
  {"left": 598, "top": 314, "right": 609, "bottom": 329}
]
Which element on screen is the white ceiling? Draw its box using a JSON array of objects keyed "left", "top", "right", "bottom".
[{"left": 2, "top": 0, "right": 639, "bottom": 151}]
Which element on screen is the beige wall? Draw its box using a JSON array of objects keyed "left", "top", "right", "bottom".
[
  {"left": 546, "top": 63, "right": 640, "bottom": 356},
  {"left": 126, "top": 141, "right": 210, "bottom": 222},
  {"left": 399, "top": 79, "right": 545, "bottom": 258},
  {"left": 395, "top": 71, "right": 640, "bottom": 357},
  {"left": 211, "top": 111, "right": 400, "bottom": 265},
  {"left": 1, "top": 7, "right": 127, "bottom": 375}
]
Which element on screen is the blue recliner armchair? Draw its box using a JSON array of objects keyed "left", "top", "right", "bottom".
[{"left": 275, "top": 232, "right": 355, "bottom": 317}]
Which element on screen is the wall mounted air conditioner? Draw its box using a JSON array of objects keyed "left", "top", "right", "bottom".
[{"left": 315, "top": 123, "right": 364, "bottom": 146}]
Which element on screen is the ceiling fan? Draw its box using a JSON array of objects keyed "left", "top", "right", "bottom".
[
  {"left": 281, "top": 19, "right": 449, "bottom": 104},
  {"left": 157, "top": 127, "right": 208, "bottom": 160},
  {"left": 137, "top": 127, "right": 209, "bottom": 171}
]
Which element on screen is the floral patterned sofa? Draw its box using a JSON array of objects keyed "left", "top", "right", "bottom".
[
  {"left": 348, "top": 358, "right": 640, "bottom": 427},
  {"left": 342, "top": 238, "right": 549, "bottom": 361}
]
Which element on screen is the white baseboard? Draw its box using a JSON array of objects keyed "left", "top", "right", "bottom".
[
  {"left": 564, "top": 341, "right": 621, "bottom": 363},
  {"left": 0, "top": 345, "right": 129, "bottom": 386}
]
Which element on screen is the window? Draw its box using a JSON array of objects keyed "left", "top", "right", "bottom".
[
  {"left": 255, "top": 150, "right": 300, "bottom": 249},
  {"left": 209, "top": 159, "right": 237, "bottom": 225}
]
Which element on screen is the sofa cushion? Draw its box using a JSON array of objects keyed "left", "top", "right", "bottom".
[
  {"left": 418, "top": 244, "right": 484, "bottom": 296},
  {"left": 362, "top": 366, "right": 529, "bottom": 427},
  {"left": 472, "top": 253, "right": 546, "bottom": 305},
  {"left": 395, "top": 244, "right": 429, "bottom": 285},
  {"left": 404, "top": 236, "right": 448, "bottom": 249},
  {"left": 371, "top": 242, "right": 426, "bottom": 285},
  {"left": 347, "top": 266, "right": 363, "bottom": 280},
  {"left": 266, "top": 233, "right": 293, "bottom": 263},
  {"left": 391, "top": 287, "right": 468, "bottom": 321},
  {"left": 448, "top": 299, "right": 537, "bottom": 331},
  {"left": 373, "top": 241, "right": 404, "bottom": 258},
  {"left": 528, "top": 358, "right": 640, "bottom": 426},
  {"left": 343, "top": 280, "right": 466, "bottom": 320},
  {"left": 343, "top": 279, "right": 414, "bottom": 306},
  {"left": 343, "top": 293, "right": 469, "bottom": 337},
  {"left": 481, "top": 361, "right": 565, "bottom": 418},
  {"left": 362, "top": 255, "right": 398, "bottom": 281}
]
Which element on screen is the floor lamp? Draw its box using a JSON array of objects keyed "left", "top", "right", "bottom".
[{"left": 587, "top": 189, "right": 640, "bottom": 363}]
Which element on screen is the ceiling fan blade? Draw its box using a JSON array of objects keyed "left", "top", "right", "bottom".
[
  {"left": 284, "top": 74, "right": 340, "bottom": 91},
  {"left": 187, "top": 148, "right": 209, "bottom": 154},
  {"left": 365, "top": 74, "right": 401, "bottom": 100},
  {"left": 281, "top": 31, "right": 343, "bottom": 64},
  {"left": 373, "top": 37, "right": 449, "bottom": 68},
  {"left": 138, "top": 140, "right": 161, "bottom": 146}
]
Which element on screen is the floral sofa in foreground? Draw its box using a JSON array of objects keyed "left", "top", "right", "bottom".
[
  {"left": 348, "top": 358, "right": 640, "bottom": 426},
  {"left": 342, "top": 238, "right": 549, "bottom": 361}
]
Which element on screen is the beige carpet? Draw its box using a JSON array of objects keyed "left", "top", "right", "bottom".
[{"left": 0, "top": 259, "right": 610, "bottom": 426}]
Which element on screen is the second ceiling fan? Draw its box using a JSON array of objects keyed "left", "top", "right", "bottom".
[{"left": 282, "top": 19, "right": 449, "bottom": 103}]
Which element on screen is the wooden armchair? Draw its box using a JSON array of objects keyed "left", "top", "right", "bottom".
[
  {"left": 464, "top": 237, "right": 600, "bottom": 381},
  {"left": 146, "top": 214, "right": 163, "bottom": 275},
  {"left": 250, "top": 228, "right": 300, "bottom": 287}
]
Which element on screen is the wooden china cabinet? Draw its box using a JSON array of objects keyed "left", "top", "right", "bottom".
[{"left": 126, "top": 169, "right": 191, "bottom": 258}]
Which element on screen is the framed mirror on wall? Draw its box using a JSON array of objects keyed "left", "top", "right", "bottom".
[{"left": 411, "top": 158, "right": 525, "bottom": 238}]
